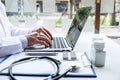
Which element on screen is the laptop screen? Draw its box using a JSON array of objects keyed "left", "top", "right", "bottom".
[{"left": 66, "top": 6, "right": 92, "bottom": 48}]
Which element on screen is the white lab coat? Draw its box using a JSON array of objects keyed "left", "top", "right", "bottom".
[{"left": 0, "top": 2, "right": 32, "bottom": 57}]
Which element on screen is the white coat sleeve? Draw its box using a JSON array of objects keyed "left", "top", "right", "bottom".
[
  {"left": 0, "top": 37, "right": 23, "bottom": 57},
  {"left": 9, "top": 21, "right": 33, "bottom": 36},
  {"left": 2, "top": 19, "right": 31, "bottom": 48},
  {"left": 6, "top": 17, "right": 33, "bottom": 48},
  {"left": 8, "top": 19, "right": 33, "bottom": 48}
]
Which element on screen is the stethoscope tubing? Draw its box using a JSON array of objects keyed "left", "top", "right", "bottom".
[{"left": 8, "top": 57, "right": 61, "bottom": 80}]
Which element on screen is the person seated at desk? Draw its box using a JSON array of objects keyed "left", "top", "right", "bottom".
[{"left": 0, "top": 2, "right": 52, "bottom": 57}]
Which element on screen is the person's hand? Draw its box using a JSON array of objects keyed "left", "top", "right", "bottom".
[
  {"left": 26, "top": 32, "right": 52, "bottom": 47},
  {"left": 32, "top": 27, "right": 53, "bottom": 40}
]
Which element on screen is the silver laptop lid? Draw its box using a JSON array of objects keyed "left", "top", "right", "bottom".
[{"left": 66, "top": 6, "right": 92, "bottom": 49}]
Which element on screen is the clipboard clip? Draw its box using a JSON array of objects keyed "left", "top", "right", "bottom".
[{"left": 81, "top": 52, "right": 92, "bottom": 67}]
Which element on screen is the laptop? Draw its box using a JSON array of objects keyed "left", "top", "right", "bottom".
[{"left": 24, "top": 6, "right": 92, "bottom": 52}]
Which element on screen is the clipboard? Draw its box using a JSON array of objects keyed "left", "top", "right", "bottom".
[
  {"left": 0, "top": 55, "right": 11, "bottom": 64},
  {"left": 0, "top": 52, "right": 97, "bottom": 78}
]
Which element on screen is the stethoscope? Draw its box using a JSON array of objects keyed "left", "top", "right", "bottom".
[{"left": 2, "top": 56, "right": 79, "bottom": 80}]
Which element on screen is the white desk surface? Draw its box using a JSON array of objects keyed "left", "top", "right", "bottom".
[{"left": 0, "top": 19, "right": 120, "bottom": 80}]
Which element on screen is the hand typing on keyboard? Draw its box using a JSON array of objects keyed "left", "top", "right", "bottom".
[{"left": 27, "top": 27, "right": 53, "bottom": 47}]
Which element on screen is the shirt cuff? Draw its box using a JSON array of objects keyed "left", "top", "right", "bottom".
[{"left": 18, "top": 35, "right": 28, "bottom": 48}]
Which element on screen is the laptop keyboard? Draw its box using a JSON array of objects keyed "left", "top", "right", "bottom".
[{"left": 51, "top": 37, "right": 67, "bottom": 49}]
